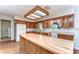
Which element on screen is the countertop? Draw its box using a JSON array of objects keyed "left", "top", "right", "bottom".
[{"left": 20, "top": 33, "right": 73, "bottom": 54}]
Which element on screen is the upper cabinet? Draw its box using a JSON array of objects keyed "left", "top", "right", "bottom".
[
  {"left": 36, "top": 14, "right": 74, "bottom": 29},
  {"left": 61, "top": 14, "right": 74, "bottom": 28},
  {"left": 26, "top": 22, "right": 37, "bottom": 28},
  {"left": 42, "top": 20, "right": 50, "bottom": 28},
  {"left": 14, "top": 20, "right": 37, "bottom": 28},
  {"left": 48, "top": 14, "right": 74, "bottom": 29}
]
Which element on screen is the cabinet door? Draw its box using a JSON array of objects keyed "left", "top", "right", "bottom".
[
  {"left": 20, "top": 37, "right": 26, "bottom": 53},
  {"left": 43, "top": 20, "right": 50, "bottom": 28},
  {"left": 61, "top": 15, "right": 74, "bottom": 28},
  {"left": 62, "top": 17, "right": 69, "bottom": 28},
  {"left": 69, "top": 15, "right": 74, "bottom": 28},
  {"left": 26, "top": 22, "right": 30, "bottom": 28},
  {"left": 31, "top": 22, "right": 37, "bottom": 28},
  {"left": 24, "top": 40, "right": 37, "bottom": 54},
  {"left": 26, "top": 22, "right": 36, "bottom": 28}
]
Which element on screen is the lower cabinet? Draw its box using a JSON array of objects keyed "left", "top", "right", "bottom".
[
  {"left": 20, "top": 36, "right": 53, "bottom": 54},
  {"left": 58, "top": 34, "right": 73, "bottom": 40}
]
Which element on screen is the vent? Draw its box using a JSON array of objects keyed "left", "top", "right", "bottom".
[{"left": 44, "top": 6, "right": 50, "bottom": 10}]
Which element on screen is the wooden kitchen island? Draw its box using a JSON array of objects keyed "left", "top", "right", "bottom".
[{"left": 20, "top": 33, "right": 73, "bottom": 54}]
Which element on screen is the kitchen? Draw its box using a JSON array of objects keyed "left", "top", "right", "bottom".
[
  {"left": 14, "top": 5, "right": 74, "bottom": 54},
  {"left": 0, "top": 5, "right": 74, "bottom": 54}
]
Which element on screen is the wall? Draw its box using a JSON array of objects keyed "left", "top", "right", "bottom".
[
  {"left": 74, "top": 7, "right": 79, "bottom": 50},
  {"left": 11, "top": 18, "right": 14, "bottom": 40},
  {"left": 0, "top": 15, "right": 14, "bottom": 40},
  {"left": 0, "top": 21, "right": 1, "bottom": 38}
]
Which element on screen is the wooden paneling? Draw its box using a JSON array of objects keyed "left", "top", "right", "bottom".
[
  {"left": 58, "top": 34, "right": 73, "bottom": 40},
  {"left": 20, "top": 36, "right": 53, "bottom": 54}
]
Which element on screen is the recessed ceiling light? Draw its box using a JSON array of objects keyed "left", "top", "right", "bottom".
[
  {"left": 27, "top": 16, "right": 36, "bottom": 19},
  {"left": 34, "top": 10, "right": 46, "bottom": 16},
  {"left": 30, "top": 14, "right": 41, "bottom": 18}
]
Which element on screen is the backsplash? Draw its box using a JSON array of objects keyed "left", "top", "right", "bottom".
[{"left": 26, "top": 28, "right": 74, "bottom": 35}]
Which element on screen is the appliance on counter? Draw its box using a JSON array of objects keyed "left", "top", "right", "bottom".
[
  {"left": 37, "top": 22, "right": 44, "bottom": 32},
  {"left": 51, "top": 22, "right": 60, "bottom": 30}
]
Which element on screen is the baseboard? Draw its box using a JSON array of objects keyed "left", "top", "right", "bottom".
[{"left": 0, "top": 39, "right": 16, "bottom": 43}]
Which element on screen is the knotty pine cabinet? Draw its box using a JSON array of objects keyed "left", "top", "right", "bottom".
[
  {"left": 42, "top": 20, "right": 50, "bottom": 28},
  {"left": 41, "top": 14, "right": 74, "bottom": 29},
  {"left": 26, "top": 22, "right": 37, "bottom": 28},
  {"left": 49, "top": 14, "right": 74, "bottom": 29},
  {"left": 61, "top": 14, "right": 74, "bottom": 28}
]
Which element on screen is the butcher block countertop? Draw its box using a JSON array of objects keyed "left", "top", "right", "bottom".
[{"left": 20, "top": 33, "right": 73, "bottom": 54}]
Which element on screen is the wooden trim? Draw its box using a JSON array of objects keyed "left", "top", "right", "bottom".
[
  {"left": 0, "top": 40, "right": 16, "bottom": 43},
  {"left": 24, "top": 6, "right": 49, "bottom": 17},
  {"left": 14, "top": 20, "right": 27, "bottom": 24}
]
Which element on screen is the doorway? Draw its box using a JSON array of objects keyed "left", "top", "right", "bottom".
[{"left": 0, "top": 20, "right": 11, "bottom": 41}]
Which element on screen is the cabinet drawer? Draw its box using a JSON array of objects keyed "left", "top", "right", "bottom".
[{"left": 58, "top": 34, "right": 73, "bottom": 40}]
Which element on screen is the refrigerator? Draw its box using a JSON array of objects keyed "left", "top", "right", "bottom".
[{"left": 16, "top": 24, "right": 26, "bottom": 42}]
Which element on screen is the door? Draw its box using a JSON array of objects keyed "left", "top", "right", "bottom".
[{"left": 16, "top": 24, "right": 26, "bottom": 42}]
